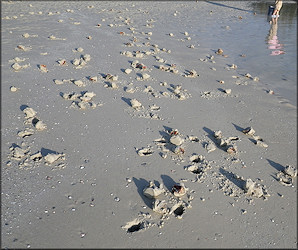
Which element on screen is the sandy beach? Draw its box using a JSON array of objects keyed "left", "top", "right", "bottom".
[{"left": 1, "top": 1, "right": 297, "bottom": 248}]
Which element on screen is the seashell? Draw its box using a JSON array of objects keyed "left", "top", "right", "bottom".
[
  {"left": 141, "top": 73, "right": 150, "bottom": 80},
  {"left": 83, "top": 54, "right": 91, "bottom": 62},
  {"left": 172, "top": 183, "right": 187, "bottom": 197},
  {"left": 18, "top": 128, "right": 34, "bottom": 138},
  {"left": 16, "top": 45, "right": 32, "bottom": 51},
  {"left": 218, "top": 138, "right": 228, "bottom": 147},
  {"left": 226, "top": 146, "right": 237, "bottom": 154},
  {"left": 130, "top": 99, "right": 142, "bottom": 109},
  {"left": 189, "top": 154, "right": 204, "bottom": 163},
  {"left": 110, "top": 82, "right": 118, "bottom": 89},
  {"left": 80, "top": 92, "right": 96, "bottom": 102},
  {"left": 125, "top": 87, "right": 135, "bottom": 93},
  {"left": 137, "top": 147, "right": 153, "bottom": 156},
  {"left": 224, "top": 89, "right": 232, "bottom": 94},
  {"left": 135, "top": 52, "right": 144, "bottom": 58},
  {"left": 121, "top": 51, "right": 133, "bottom": 57},
  {"left": 57, "top": 59, "right": 67, "bottom": 66},
  {"left": 152, "top": 199, "right": 168, "bottom": 214},
  {"left": 216, "top": 48, "right": 223, "bottom": 55},
  {"left": 22, "top": 33, "right": 30, "bottom": 38},
  {"left": 230, "top": 64, "right": 237, "bottom": 69},
  {"left": 73, "top": 80, "right": 85, "bottom": 87},
  {"left": 54, "top": 79, "right": 64, "bottom": 85},
  {"left": 284, "top": 165, "right": 297, "bottom": 178},
  {"left": 76, "top": 47, "right": 84, "bottom": 52},
  {"left": 150, "top": 104, "right": 160, "bottom": 111},
  {"left": 143, "top": 181, "right": 165, "bottom": 198},
  {"left": 170, "top": 135, "right": 184, "bottom": 146},
  {"left": 11, "top": 63, "right": 22, "bottom": 71},
  {"left": 89, "top": 76, "right": 98, "bottom": 82},
  {"left": 105, "top": 74, "right": 118, "bottom": 81},
  {"left": 39, "top": 64, "right": 48, "bottom": 73},
  {"left": 13, "top": 147, "right": 26, "bottom": 159},
  {"left": 186, "top": 165, "right": 201, "bottom": 174},
  {"left": 131, "top": 60, "right": 139, "bottom": 68},
  {"left": 205, "top": 142, "right": 216, "bottom": 153},
  {"left": 214, "top": 130, "right": 222, "bottom": 139},
  {"left": 136, "top": 63, "right": 147, "bottom": 70},
  {"left": 184, "top": 31, "right": 189, "bottom": 36},
  {"left": 268, "top": 90, "right": 274, "bottom": 95},
  {"left": 169, "top": 33, "right": 174, "bottom": 36},
  {"left": 245, "top": 73, "right": 252, "bottom": 78},
  {"left": 242, "top": 127, "right": 255, "bottom": 135},
  {"left": 35, "top": 120, "right": 47, "bottom": 131},
  {"left": 256, "top": 141, "right": 268, "bottom": 148},
  {"left": 10, "top": 86, "right": 18, "bottom": 92},
  {"left": 277, "top": 173, "right": 293, "bottom": 186},
  {"left": 72, "top": 58, "right": 80, "bottom": 66},
  {"left": 62, "top": 92, "right": 80, "bottom": 100},
  {"left": 44, "top": 153, "right": 64, "bottom": 164},
  {"left": 252, "top": 135, "right": 262, "bottom": 141},
  {"left": 184, "top": 69, "right": 198, "bottom": 78},
  {"left": 219, "top": 80, "right": 225, "bottom": 84},
  {"left": 48, "top": 35, "right": 57, "bottom": 40},
  {"left": 188, "top": 135, "right": 199, "bottom": 142},
  {"left": 125, "top": 68, "right": 132, "bottom": 74},
  {"left": 23, "top": 107, "right": 37, "bottom": 119},
  {"left": 30, "top": 152, "right": 43, "bottom": 161},
  {"left": 77, "top": 101, "right": 87, "bottom": 109},
  {"left": 243, "top": 179, "right": 264, "bottom": 198}
]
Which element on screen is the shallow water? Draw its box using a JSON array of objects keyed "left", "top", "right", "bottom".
[{"left": 196, "top": 1, "right": 297, "bottom": 106}]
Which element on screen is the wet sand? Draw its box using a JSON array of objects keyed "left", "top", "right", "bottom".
[{"left": 1, "top": 1, "right": 297, "bottom": 248}]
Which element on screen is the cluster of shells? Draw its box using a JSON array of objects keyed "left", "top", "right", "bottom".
[
  {"left": 8, "top": 142, "right": 66, "bottom": 170},
  {"left": 7, "top": 107, "right": 66, "bottom": 170},
  {"left": 61, "top": 91, "right": 101, "bottom": 110},
  {"left": 242, "top": 127, "right": 268, "bottom": 148},
  {"left": 122, "top": 180, "right": 192, "bottom": 233}
]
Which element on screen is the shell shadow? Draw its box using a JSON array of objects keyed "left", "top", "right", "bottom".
[
  {"left": 160, "top": 174, "right": 176, "bottom": 192},
  {"left": 267, "top": 159, "right": 285, "bottom": 172},
  {"left": 232, "top": 123, "right": 245, "bottom": 133},
  {"left": 219, "top": 168, "right": 245, "bottom": 190},
  {"left": 20, "top": 105, "right": 29, "bottom": 111},
  {"left": 40, "top": 148, "right": 59, "bottom": 157},
  {"left": 121, "top": 97, "right": 131, "bottom": 107}
]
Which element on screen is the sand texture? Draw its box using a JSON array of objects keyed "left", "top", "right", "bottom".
[{"left": 1, "top": 1, "right": 297, "bottom": 249}]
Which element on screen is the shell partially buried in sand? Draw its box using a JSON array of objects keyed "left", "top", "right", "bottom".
[
  {"left": 242, "top": 127, "right": 255, "bottom": 135},
  {"left": 171, "top": 183, "right": 187, "bottom": 197},
  {"left": 11, "top": 62, "right": 30, "bottom": 71},
  {"left": 243, "top": 178, "right": 269, "bottom": 198},
  {"left": 34, "top": 120, "right": 47, "bottom": 131},
  {"left": 23, "top": 107, "right": 37, "bottom": 119},
  {"left": 170, "top": 135, "right": 184, "bottom": 146},
  {"left": 277, "top": 165, "right": 297, "bottom": 186},
  {"left": 143, "top": 181, "right": 165, "bottom": 199},
  {"left": 130, "top": 99, "right": 143, "bottom": 110},
  {"left": 152, "top": 199, "right": 169, "bottom": 214},
  {"left": 44, "top": 152, "right": 65, "bottom": 164},
  {"left": 10, "top": 86, "right": 19, "bottom": 92},
  {"left": 137, "top": 147, "right": 153, "bottom": 156}
]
